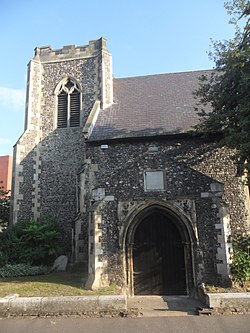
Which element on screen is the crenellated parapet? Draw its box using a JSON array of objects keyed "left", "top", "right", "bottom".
[{"left": 34, "top": 37, "right": 109, "bottom": 62}]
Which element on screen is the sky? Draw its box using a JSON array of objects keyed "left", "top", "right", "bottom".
[{"left": 0, "top": 0, "right": 235, "bottom": 156}]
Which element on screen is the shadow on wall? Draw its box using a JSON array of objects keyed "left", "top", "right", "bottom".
[{"left": 11, "top": 127, "right": 86, "bottom": 243}]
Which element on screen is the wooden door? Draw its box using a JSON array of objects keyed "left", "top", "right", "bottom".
[{"left": 133, "top": 213, "right": 186, "bottom": 295}]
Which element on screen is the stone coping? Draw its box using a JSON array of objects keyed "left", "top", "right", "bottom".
[
  {"left": 0, "top": 295, "right": 127, "bottom": 317},
  {"left": 206, "top": 292, "right": 250, "bottom": 308},
  {"left": 1, "top": 293, "right": 249, "bottom": 317}
]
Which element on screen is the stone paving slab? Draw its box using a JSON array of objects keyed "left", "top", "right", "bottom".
[{"left": 127, "top": 296, "right": 205, "bottom": 317}]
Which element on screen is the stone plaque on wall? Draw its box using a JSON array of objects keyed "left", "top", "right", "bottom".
[{"left": 144, "top": 170, "right": 165, "bottom": 191}]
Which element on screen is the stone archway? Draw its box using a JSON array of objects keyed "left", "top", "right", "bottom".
[{"left": 124, "top": 203, "right": 196, "bottom": 296}]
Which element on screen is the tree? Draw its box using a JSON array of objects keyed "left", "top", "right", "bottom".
[
  {"left": 0, "top": 186, "right": 10, "bottom": 230},
  {"left": 194, "top": 0, "right": 250, "bottom": 175}
]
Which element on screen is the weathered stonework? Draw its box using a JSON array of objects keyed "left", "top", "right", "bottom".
[
  {"left": 12, "top": 38, "right": 113, "bottom": 247},
  {"left": 81, "top": 137, "right": 249, "bottom": 293},
  {"left": 11, "top": 38, "right": 250, "bottom": 296}
]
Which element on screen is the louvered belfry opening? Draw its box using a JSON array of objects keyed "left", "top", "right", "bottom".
[
  {"left": 57, "top": 78, "right": 80, "bottom": 128},
  {"left": 57, "top": 91, "right": 68, "bottom": 128},
  {"left": 70, "top": 90, "right": 80, "bottom": 127}
]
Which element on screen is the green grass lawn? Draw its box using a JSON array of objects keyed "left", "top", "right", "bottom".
[{"left": 0, "top": 272, "right": 120, "bottom": 297}]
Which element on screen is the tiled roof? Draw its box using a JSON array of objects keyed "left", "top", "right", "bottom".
[{"left": 89, "top": 69, "right": 212, "bottom": 141}]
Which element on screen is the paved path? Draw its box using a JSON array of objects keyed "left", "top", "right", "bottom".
[
  {"left": 128, "top": 295, "right": 205, "bottom": 316},
  {"left": 1, "top": 315, "right": 250, "bottom": 333}
]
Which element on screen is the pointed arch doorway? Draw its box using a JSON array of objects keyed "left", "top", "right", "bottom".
[{"left": 125, "top": 205, "right": 194, "bottom": 295}]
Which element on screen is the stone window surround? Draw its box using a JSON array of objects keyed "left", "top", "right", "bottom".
[{"left": 53, "top": 76, "right": 83, "bottom": 129}]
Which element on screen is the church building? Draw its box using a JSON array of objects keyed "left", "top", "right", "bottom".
[{"left": 11, "top": 38, "right": 250, "bottom": 296}]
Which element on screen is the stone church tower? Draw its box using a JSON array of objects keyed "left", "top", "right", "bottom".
[{"left": 11, "top": 38, "right": 112, "bottom": 247}]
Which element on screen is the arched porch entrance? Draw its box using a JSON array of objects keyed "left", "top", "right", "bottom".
[{"left": 125, "top": 204, "right": 195, "bottom": 296}]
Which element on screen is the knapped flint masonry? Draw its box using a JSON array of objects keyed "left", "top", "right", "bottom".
[{"left": 11, "top": 38, "right": 250, "bottom": 296}]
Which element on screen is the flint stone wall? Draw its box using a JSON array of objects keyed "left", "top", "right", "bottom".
[
  {"left": 83, "top": 136, "right": 249, "bottom": 286},
  {"left": 12, "top": 42, "right": 105, "bottom": 245}
]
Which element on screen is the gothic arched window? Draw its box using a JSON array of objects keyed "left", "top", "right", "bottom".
[{"left": 57, "top": 78, "right": 81, "bottom": 128}]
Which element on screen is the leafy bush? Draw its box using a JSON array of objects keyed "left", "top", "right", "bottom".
[
  {"left": 0, "top": 188, "right": 10, "bottom": 230},
  {"left": 0, "top": 264, "right": 49, "bottom": 278},
  {"left": 0, "top": 216, "right": 64, "bottom": 267},
  {"left": 231, "top": 235, "right": 250, "bottom": 287}
]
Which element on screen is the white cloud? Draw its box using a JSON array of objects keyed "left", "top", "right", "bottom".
[
  {"left": 0, "top": 138, "right": 11, "bottom": 145},
  {"left": 0, "top": 86, "right": 25, "bottom": 113}
]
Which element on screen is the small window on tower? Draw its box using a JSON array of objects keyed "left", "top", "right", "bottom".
[{"left": 57, "top": 78, "right": 81, "bottom": 128}]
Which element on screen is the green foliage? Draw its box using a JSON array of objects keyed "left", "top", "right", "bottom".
[
  {"left": 0, "top": 187, "right": 10, "bottom": 229},
  {"left": 194, "top": 0, "right": 250, "bottom": 175},
  {"left": 0, "top": 216, "right": 63, "bottom": 267},
  {"left": 231, "top": 235, "right": 250, "bottom": 286},
  {"left": 0, "top": 264, "right": 48, "bottom": 278}
]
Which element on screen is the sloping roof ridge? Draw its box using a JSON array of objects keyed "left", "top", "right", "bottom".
[{"left": 114, "top": 68, "right": 214, "bottom": 80}]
